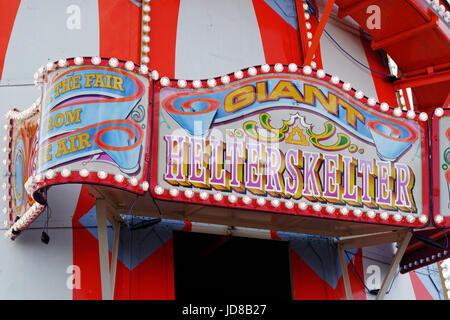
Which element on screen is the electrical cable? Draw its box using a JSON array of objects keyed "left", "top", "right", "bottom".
[
  {"left": 304, "top": 0, "right": 390, "bottom": 77},
  {"left": 344, "top": 250, "right": 373, "bottom": 294},
  {"left": 126, "top": 194, "right": 139, "bottom": 229},
  {"left": 386, "top": 270, "right": 400, "bottom": 294}
]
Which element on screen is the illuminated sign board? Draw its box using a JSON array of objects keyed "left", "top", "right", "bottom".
[
  {"left": 5, "top": 111, "right": 42, "bottom": 230},
  {"left": 35, "top": 62, "right": 151, "bottom": 193},
  {"left": 151, "top": 69, "right": 430, "bottom": 227}
]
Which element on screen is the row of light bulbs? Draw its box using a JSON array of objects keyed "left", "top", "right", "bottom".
[
  {"left": 153, "top": 185, "right": 436, "bottom": 225},
  {"left": 3, "top": 202, "right": 45, "bottom": 239},
  {"left": 4, "top": 96, "right": 41, "bottom": 121},
  {"left": 3, "top": 168, "right": 149, "bottom": 239},
  {"left": 140, "top": 0, "right": 151, "bottom": 66},
  {"left": 157, "top": 63, "right": 445, "bottom": 121},
  {"left": 34, "top": 56, "right": 151, "bottom": 86},
  {"left": 303, "top": 1, "right": 318, "bottom": 69},
  {"left": 400, "top": 250, "right": 449, "bottom": 272},
  {"left": 28, "top": 54, "right": 446, "bottom": 123},
  {"left": 23, "top": 169, "right": 150, "bottom": 194},
  {"left": 425, "top": 0, "right": 450, "bottom": 24}
]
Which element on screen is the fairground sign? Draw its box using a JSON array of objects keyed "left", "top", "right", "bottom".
[
  {"left": 36, "top": 62, "right": 151, "bottom": 193},
  {"left": 6, "top": 60, "right": 441, "bottom": 239},
  {"left": 150, "top": 67, "right": 430, "bottom": 227}
]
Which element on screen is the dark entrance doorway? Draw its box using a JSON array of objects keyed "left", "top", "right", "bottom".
[{"left": 173, "top": 231, "right": 293, "bottom": 300}]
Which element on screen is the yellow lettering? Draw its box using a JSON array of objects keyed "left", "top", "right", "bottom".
[
  {"left": 55, "top": 139, "right": 69, "bottom": 157},
  {"left": 93, "top": 74, "right": 105, "bottom": 88},
  {"left": 268, "top": 80, "right": 303, "bottom": 102},
  {"left": 112, "top": 76, "right": 125, "bottom": 91},
  {"left": 224, "top": 85, "right": 255, "bottom": 113},
  {"left": 338, "top": 99, "right": 365, "bottom": 129},
  {"left": 65, "top": 109, "right": 82, "bottom": 125},
  {"left": 304, "top": 84, "right": 338, "bottom": 116},
  {"left": 54, "top": 113, "right": 64, "bottom": 128},
  {"left": 84, "top": 74, "right": 96, "bottom": 88}
]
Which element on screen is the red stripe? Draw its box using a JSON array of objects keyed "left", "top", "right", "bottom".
[
  {"left": 149, "top": 0, "right": 180, "bottom": 78},
  {"left": 98, "top": 0, "right": 141, "bottom": 62},
  {"left": 360, "top": 32, "right": 399, "bottom": 107},
  {"left": 72, "top": 186, "right": 101, "bottom": 300},
  {"left": 409, "top": 271, "right": 434, "bottom": 300},
  {"left": 252, "top": 0, "right": 301, "bottom": 65},
  {"left": 0, "top": 0, "right": 21, "bottom": 81},
  {"left": 305, "top": 0, "right": 323, "bottom": 69},
  {"left": 291, "top": 248, "right": 366, "bottom": 300},
  {"left": 270, "top": 230, "right": 282, "bottom": 240},
  {"left": 182, "top": 221, "right": 192, "bottom": 232},
  {"left": 130, "top": 238, "right": 175, "bottom": 299}
]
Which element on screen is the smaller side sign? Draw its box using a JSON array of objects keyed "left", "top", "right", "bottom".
[
  {"left": 35, "top": 61, "right": 151, "bottom": 193},
  {"left": 432, "top": 108, "right": 450, "bottom": 227}
]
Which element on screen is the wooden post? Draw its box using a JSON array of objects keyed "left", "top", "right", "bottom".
[
  {"left": 437, "top": 262, "right": 449, "bottom": 300},
  {"left": 96, "top": 198, "right": 121, "bottom": 300},
  {"left": 96, "top": 198, "right": 112, "bottom": 300},
  {"left": 338, "top": 243, "right": 353, "bottom": 300},
  {"left": 376, "top": 231, "right": 412, "bottom": 300}
]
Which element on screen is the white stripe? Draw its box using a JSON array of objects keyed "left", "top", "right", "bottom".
[
  {"left": 1, "top": 0, "right": 100, "bottom": 85},
  {"left": 316, "top": 0, "right": 379, "bottom": 100},
  {"left": 362, "top": 245, "right": 416, "bottom": 300},
  {"left": 175, "top": 0, "right": 266, "bottom": 80}
]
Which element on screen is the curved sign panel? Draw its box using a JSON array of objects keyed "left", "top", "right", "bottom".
[
  {"left": 36, "top": 62, "right": 151, "bottom": 192},
  {"left": 4, "top": 58, "right": 152, "bottom": 240},
  {"left": 151, "top": 68, "right": 430, "bottom": 227},
  {"left": 5, "top": 111, "right": 42, "bottom": 233}
]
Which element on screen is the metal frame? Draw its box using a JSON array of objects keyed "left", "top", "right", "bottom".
[{"left": 336, "top": 230, "right": 413, "bottom": 300}]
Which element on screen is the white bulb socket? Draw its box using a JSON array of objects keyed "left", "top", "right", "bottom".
[
  {"left": 114, "top": 174, "right": 124, "bottom": 183},
  {"left": 274, "top": 63, "right": 283, "bottom": 73},
  {"left": 271, "top": 199, "right": 280, "bottom": 207},
  {"left": 213, "top": 193, "right": 223, "bottom": 201},
  {"left": 261, "top": 64, "right": 270, "bottom": 73},
  {"left": 154, "top": 185, "right": 164, "bottom": 195},
  {"left": 419, "top": 112, "right": 428, "bottom": 121},
  {"left": 184, "top": 189, "right": 194, "bottom": 198},
  {"left": 228, "top": 194, "right": 238, "bottom": 203},
  {"left": 303, "top": 66, "right": 312, "bottom": 75},
  {"left": 234, "top": 70, "right": 244, "bottom": 79},
  {"left": 288, "top": 63, "right": 297, "bottom": 73},
  {"left": 160, "top": 77, "right": 170, "bottom": 86},
  {"left": 125, "top": 61, "right": 135, "bottom": 71},
  {"left": 169, "top": 188, "right": 179, "bottom": 197},
  {"left": 177, "top": 79, "right": 187, "bottom": 88},
  {"left": 380, "top": 103, "right": 390, "bottom": 112},
  {"left": 221, "top": 75, "right": 230, "bottom": 84},
  {"left": 298, "top": 202, "right": 308, "bottom": 210},
  {"left": 248, "top": 67, "right": 257, "bottom": 76},
  {"left": 393, "top": 107, "right": 403, "bottom": 117},
  {"left": 97, "top": 171, "right": 107, "bottom": 179},
  {"left": 192, "top": 80, "right": 202, "bottom": 89},
  {"left": 316, "top": 69, "right": 326, "bottom": 78},
  {"left": 285, "top": 200, "right": 294, "bottom": 209},
  {"left": 207, "top": 79, "right": 217, "bottom": 88},
  {"left": 91, "top": 56, "right": 101, "bottom": 65},
  {"left": 257, "top": 197, "right": 266, "bottom": 206}
]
